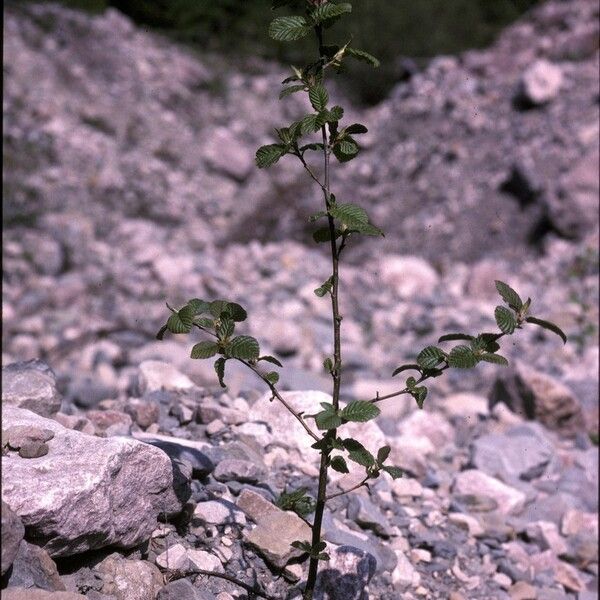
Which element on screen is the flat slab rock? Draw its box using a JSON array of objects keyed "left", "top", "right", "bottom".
[{"left": 1, "top": 406, "right": 183, "bottom": 557}]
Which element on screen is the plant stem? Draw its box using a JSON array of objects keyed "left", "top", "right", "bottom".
[{"left": 303, "top": 23, "right": 340, "bottom": 600}]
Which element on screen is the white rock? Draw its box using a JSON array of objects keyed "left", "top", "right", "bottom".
[
  {"left": 193, "top": 500, "right": 246, "bottom": 526},
  {"left": 378, "top": 255, "right": 439, "bottom": 299},
  {"left": 187, "top": 549, "right": 223, "bottom": 573},
  {"left": 137, "top": 360, "right": 195, "bottom": 394},
  {"left": 452, "top": 470, "right": 526, "bottom": 515},
  {"left": 155, "top": 543, "right": 189, "bottom": 571},
  {"left": 203, "top": 128, "right": 253, "bottom": 181},
  {"left": 2, "top": 406, "right": 182, "bottom": 557},
  {"left": 448, "top": 513, "right": 485, "bottom": 537},
  {"left": 443, "top": 392, "right": 489, "bottom": 419},
  {"left": 520, "top": 59, "right": 563, "bottom": 105},
  {"left": 397, "top": 410, "right": 453, "bottom": 447},
  {"left": 392, "top": 550, "right": 419, "bottom": 588},
  {"left": 391, "top": 478, "right": 423, "bottom": 498}
]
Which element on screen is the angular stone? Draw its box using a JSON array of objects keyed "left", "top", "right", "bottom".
[
  {"left": 489, "top": 365, "right": 585, "bottom": 437},
  {"left": 378, "top": 255, "right": 439, "bottom": 299},
  {"left": 397, "top": 410, "right": 453, "bottom": 448},
  {"left": 2, "top": 406, "right": 182, "bottom": 557},
  {"left": 448, "top": 512, "right": 485, "bottom": 537},
  {"left": 203, "top": 128, "right": 253, "bottom": 182},
  {"left": 236, "top": 489, "right": 280, "bottom": 523},
  {"left": 155, "top": 544, "right": 190, "bottom": 572},
  {"left": 138, "top": 361, "right": 195, "bottom": 394},
  {"left": 212, "top": 459, "right": 266, "bottom": 484},
  {"left": 561, "top": 509, "right": 598, "bottom": 537},
  {"left": 392, "top": 550, "right": 419, "bottom": 588},
  {"left": 525, "top": 521, "right": 568, "bottom": 555},
  {"left": 470, "top": 424, "right": 554, "bottom": 482},
  {"left": 1, "top": 500, "right": 25, "bottom": 576},
  {"left": 124, "top": 398, "right": 160, "bottom": 429},
  {"left": 96, "top": 553, "right": 163, "bottom": 600},
  {"left": 509, "top": 581, "right": 537, "bottom": 600},
  {"left": 193, "top": 500, "right": 246, "bottom": 526},
  {"left": 6, "top": 425, "right": 54, "bottom": 449},
  {"left": 391, "top": 477, "right": 423, "bottom": 498},
  {"left": 18, "top": 440, "right": 49, "bottom": 458},
  {"left": 86, "top": 409, "right": 133, "bottom": 437},
  {"left": 2, "top": 361, "right": 61, "bottom": 418},
  {"left": 4, "top": 540, "right": 65, "bottom": 591},
  {"left": 347, "top": 494, "right": 392, "bottom": 538},
  {"left": 443, "top": 392, "right": 489, "bottom": 419},
  {"left": 244, "top": 510, "right": 311, "bottom": 568},
  {"left": 315, "top": 546, "right": 377, "bottom": 600},
  {"left": 187, "top": 549, "right": 223, "bottom": 573},
  {"left": 157, "top": 579, "right": 201, "bottom": 600},
  {"left": 452, "top": 470, "right": 526, "bottom": 515}
]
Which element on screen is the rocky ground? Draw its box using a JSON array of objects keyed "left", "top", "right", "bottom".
[{"left": 2, "top": 1, "right": 599, "bottom": 599}]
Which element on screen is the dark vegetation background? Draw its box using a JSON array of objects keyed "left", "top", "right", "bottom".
[{"left": 37, "top": 0, "right": 540, "bottom": 104}]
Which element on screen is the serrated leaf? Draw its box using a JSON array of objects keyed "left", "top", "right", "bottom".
[
  {"left": 495, "top": 280, "right": 523, "bottom": 310},
  {"left": 228, "top": 335, "right": 260, "bottom": 360},
  {"left": 479, "top": 353, "right": 509, "bottom": 365},
  {"left": 330, "top": 455, "right": 350, "bottom": 473},
  {"left": 209, "top": 300, "right": 230, "bottom": 318},
  {"left": 269, "top": 16, "right": 310, "bottom": 42},
  {"left": 406, "top": 376, "right": 417, "bottom": 388},
  {"left": 342, "top": 439, "right": 376, "bottom": 467},
  {"left": 317, "top": 552, "right": 330, "bottom": 561},
  {"left": 346, "top": 47, "right": 380, "bottom": 67},
  {"left": 309, "top": 84, "right": 329, "bottom": 111},
  {"left": 166, "top": 305, "right": 194, "bottom": 334},
  {"left": 470, "top": 333, "right": 501, "bottom": 353},
  {"left": 279, "top": 84, "right": 306, "bottom": 99},
  {"left": 314, "top": 405, "right": 343, "bottom": 430},
  {"left": 217, "top": 317, "right": 235, "bottom": 340},
  {"left": 416, "top": 346, "right": 446, "bottom": 369},
  {"left": 392, "top": 364, "right": 421, "bottom": 376},
  {"left": 191, "top": 341, "right": 219, "bottom": 359},
  {"left": 259, "top": 355, "right": 283, "bottom": 367},
  {"left": 377, "top": 445, "right": 391, "bottom": 465},
  {"left": 526, "top": 316, "right": 567, "bottom": 344},
  {"left": 187, "top": 298, "right": 210, "bottom": 315},
  {"left": 382, "top": 465, "right": 403, "bottom": 479},
  {"left": 194, "top": 317, "right": 215, "bottom": 329},
  {"left": 256, "top": 144, "right": 287, "bottom": 168},
  {"left": 340, "top": 400, "right": 380, "bottom": 423},
  {"left": 339, "top": 139, "right": 359, "bottom": 156},
  {"left": 214, "top": 357, "right": 226, "bottom": 388},
  {"left": 225, "top": 302, "right": 247, "bottom": 322},
  {"left": 495, "top": 306, "right": 517, "bottom": 335},
  {"left": 265, "top": 371, "right": 280, "bottom": 384},
  {"left": 327, "top": 105, "right": 344, "bottom": 121},
  {"left": 291, "top": 540, "right": 312, "bottom": 552},
  {"left": 310, "top": 2, "right": 352, "bottom": 26},
  {"left": 438, "top": 333, "right": 474, "bottom": 343},
  {"left": 447, "top": 345, "right": 479, "bottom": 368}
]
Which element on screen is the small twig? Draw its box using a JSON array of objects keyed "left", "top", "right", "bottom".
[
  {"left": 326, "top": 475, "right": 370, "bottom": 501},
  {"left": 194, "top": 569, "right": 275, "bottom": 600},
  {"left": 296, "top": 151, "right": 326, "bottom": 191}
]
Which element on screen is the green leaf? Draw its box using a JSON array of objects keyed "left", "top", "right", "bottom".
[
  {"left": 256, "top": 144, "right": 287, "bottom": 168},
  {"left": 310, "top": 2, "right": 352, "bottom": 26},
  {"left": 495, "top": 280, "right": 523, "bottom": 310},
  {"left": 416, "top": 346, "right": 446, "bottom": 369},
  {"left": 209, "top": 300, "right": 230, "bottom": 318},
  {"left": 291, "top": 540, "right": 312, "bottom": 552},
  {"left": 314, "top": 276, "right": 334, "bottom": 297},
  {"left": 191, "top": 341, "right": 219, "bottom": 359},
  {"left": 346, "top": 47, "right": 380, "bottom": 67},
  {"left": 217, "top": 317, "right": 235, "bottom": 340},
  {"left": 323, "top": 357, "right": 333, "bottom": 372},
  {"left": 470, "top": 333, "right": 501, "bottom": 353},
  {"left": 377, "top": 445, "right": 391, "bottom": 465},
  {"left": 330, "top": 455, "right": 350, "bottom": 474},
  {"left": 309, "top": 210, "right": 328, "bottom": 222},
  {"left": 382, "top": 465, "right": 403, "bottom": 479},
  {"left": 329, "top": 203, "right": 383, "bottom": 236},
  {"left": 309, "top": 84, "right": 329, "bottom": 111},
  {"left": 228, "top": 335, "right": 260, "bottom": 360},
  {"left": 166, "top": 304, "right": 194, "bottom": 334},
  {"left": 265, "top": 371, "right": 280, "bottom": 385},
  {"left": 194, "top": 317, "right": 215, "bottom": 329},
  {"left": 412, "top": 386, "right": 428, "bottom": 409},
  {"left": 495, "top": 306, "right": 517, "bottom": 335},
  {"left": 526, "top": 316, "right": 567, "bottom": 344},
  {"left": 438, "top": 333, "right": 474, "bottom": 343},
  {"left": 392, "top": 364, "right": 421, "bottom": 376},
  {"left": 269, "top": 16, "right": 310, "bottom": 41},
  {"left": 479, "top": 353, "right": 509, "bottom": 365},
  {"left": 317, "top": 552, "right": 330, "bottom": 561},
  {"left": 344, "top": 123, "right": 368, "bottom": 135},
  {"left": 187, "top": 298, "right": 210, "bottom": 315},
  {"left": 214, "top": 357, "right": 226, "bottom": 388},
  {"left": 156, "top": 325, "right": 167, "bottom": 340},
  {"left": 314, "top": 404, "right": 343, "bottom": 430},
  {"left": 259, "top": 355, "right": 283, "bottom": 367},
  {"left": 447, "top": 345, "right": 479, "bottom": 368},
  {"left": 224, "top": 302, "right": 247, "bottom": 322},
  {"left": 338, "top": 139, "right": 359, "bottom": 156},
  {"left": 279, "top": 84, "right": 305, "bottom": 99},
  {"left": 327, "top": 105, "right": 344, "bottom": 122},
  {"left": 342, "top": 439, "right": 376, "bottom": 467},
  {"left": 340, "top": 400, "right": 380, "bottom": 423}
]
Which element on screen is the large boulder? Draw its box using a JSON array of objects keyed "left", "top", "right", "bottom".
[
  {"left": 489, "top": 365, "right": 585, "bottom": 437},
  {"left": 2, "top": 360, "right": 61, "bottom": 418},
  {"left": 4, "top": 540, "right": 65, "bottom": 592},
  {"left": 1, "top": 406, "right": 185, "bottom": 557},
  {"left": 1, "top": 500, "right": 25, "bottom": 576}
]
